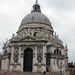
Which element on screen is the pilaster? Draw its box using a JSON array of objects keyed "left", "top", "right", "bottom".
[
  {"left": 33, "top": 46, "right": 37, "bottom": 72},
  {"left": 19, "top": 47, "right": 21, "bottom": 63},
  {"left": 11, "top": 46, "right": 14, "bottom": 63},
  {"left": 42, "top": 45, "right": 46, "bottom": 71}
]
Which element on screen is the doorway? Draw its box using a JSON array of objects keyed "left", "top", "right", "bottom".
[{"left": 23, "top": 48, "right": 33, "bottom": 72}]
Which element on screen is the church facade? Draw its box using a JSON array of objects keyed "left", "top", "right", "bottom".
[{"left": 1, "top": 0, "right": 68, "bottom": 74}]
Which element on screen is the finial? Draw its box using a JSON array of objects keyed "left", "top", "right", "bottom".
[
  {"left": 65, "top": 44, "right": 68, "bottom": 49},
  {"left": 36, "top": 0, "right": 38, "bottom": 4}
]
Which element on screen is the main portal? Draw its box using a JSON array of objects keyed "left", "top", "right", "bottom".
[{"left": 23, "top": 48, "right": 33, "bottom": 72}]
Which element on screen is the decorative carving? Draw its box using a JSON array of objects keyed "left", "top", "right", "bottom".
[
  {"left": 37, "top": 66, "right": 42, "bottom": 72},
  {"left": 13, "top": 47, "right": 19, "bottom": 63},
  {"left": 33, "top": 53, "right": 35, "bottom": 58},
  {"left": 37, "top": 46, "right": 43, "bottom": 63},
  {"left": 20, "top": 53, "right": 23, "bottom": 58},
  {"left": 57, "top": 58, "right": 59, "bottom": 67},
  {"left": 57, "top": 59, "right": 62, "bottom": 68},
  {"left": 21, "top": 46, "right": 25, "bottom": 51},
  {"left": 47, "top": 45, "right": 51, "bottom": 53}
]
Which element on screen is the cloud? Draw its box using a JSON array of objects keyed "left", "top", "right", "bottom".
[{"left": 45, "top": 0, "right": 75, "bottom": 11}]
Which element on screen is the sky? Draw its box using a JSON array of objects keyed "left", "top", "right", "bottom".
[{"left": 0, "top": 0, "right": 75, "bottom": 62}]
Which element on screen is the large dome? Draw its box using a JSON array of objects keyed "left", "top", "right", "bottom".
[
  {"left": 21, "top": 12, "right": 51, "bottom": 26},
  {"left": 20, "top": 4, "right": 52, "bottom": 27}
]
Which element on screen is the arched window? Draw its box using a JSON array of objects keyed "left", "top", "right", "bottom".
[{"left": 54, "top": 49, "right": 61, "bottom": 55}]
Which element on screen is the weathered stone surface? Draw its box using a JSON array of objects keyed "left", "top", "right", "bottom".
[
  {"left": 0, "top": 71, "right": 62, "bottom": 75},
  {"left": 1, "top": 0, "right": 68, "bottom": 74}
]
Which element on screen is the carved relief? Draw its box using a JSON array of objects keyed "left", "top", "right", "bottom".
[
  {"left": 18, "top": 30, "right": 27, "bottom": 38},
  {"left": 47, "top": 46, "right": 51, "bottom": 53},
  {"left": 13, "top": 47, "right": 19, "bottom": 63},
  {"left": 21, "top": 46, "right": 25, "bottom": 51},
  {"left": 37, "top": 66, "right": 42, "bottom": 72},
  {"left": 57, "top": 58, "right": 60, "bottom": 67},
  {"left": 57, "top": 59, "right": 62, "bottom": 68},
  {"left": 37, "top": 46, "right": 43, "bottom": 63}
]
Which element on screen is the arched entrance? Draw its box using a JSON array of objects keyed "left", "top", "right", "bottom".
[{"left": 23, "top": 48, "right": 33, "bottom": 72}]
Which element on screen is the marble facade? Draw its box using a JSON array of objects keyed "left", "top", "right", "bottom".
[{"left": 1, "top": 1, "right": 68, "bottom": 74}]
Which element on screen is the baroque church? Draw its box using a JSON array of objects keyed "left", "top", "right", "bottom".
[{"left": 1, "top": 0, "right": 68, "bottom": 74}]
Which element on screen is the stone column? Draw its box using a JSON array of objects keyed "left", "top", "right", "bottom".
[
  {"left": 20, "top": 47, "right": 23, "bottom": 72},
  {"left": 35, "top": 46, "right": 37, "bottom": 63},
  {"left": 43, "top": 46, "right": 46, "bottom": 64},
  {"left": 42, "top": 45, "right": 46, "bottom": 71},
  {"left": 33, "top": 46, "right": 37, "bottom": 72},
  {"left": 9, "top": 46, "right": 14, "bottom": 71},
  {"left": 19, "top": 47, "right": 21, "bottom": 63},
  {"left": 11, "top": 46, "right": 14, "bottom": 63}
]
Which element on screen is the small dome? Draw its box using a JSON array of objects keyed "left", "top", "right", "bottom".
[{"left": 21, "top": 12, "right": 51, "bottom": 26}]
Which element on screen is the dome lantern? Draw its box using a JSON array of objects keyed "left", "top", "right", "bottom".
[{"left": 31, "top": 0, "right": 41, "bottom": 13}]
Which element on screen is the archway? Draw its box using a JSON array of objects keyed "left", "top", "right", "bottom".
[{"left": 23, "top": 48, "right": 33, "bottom": 72}]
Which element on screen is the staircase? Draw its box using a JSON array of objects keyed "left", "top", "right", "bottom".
[
  {"left": 0, "top": 71, "right": 41, "bottom": 75},
  {"left": 0, "top": 71, "right": 61, "bottom": 75}
]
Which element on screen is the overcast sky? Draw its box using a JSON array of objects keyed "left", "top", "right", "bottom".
[{"left": 0, "top": 0, "right": 75, "bottom": 62}]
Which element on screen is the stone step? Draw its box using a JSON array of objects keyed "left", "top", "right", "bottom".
[
  {"left": 0, "top": 71, "right": 61, "bottom": 75},
  {"left": 0, "top": 71, "right": 41, "bottom": 75}
]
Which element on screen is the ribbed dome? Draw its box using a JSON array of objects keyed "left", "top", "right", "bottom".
[{"left": 21, "top": 12, "right": 51, "bottom": 26}]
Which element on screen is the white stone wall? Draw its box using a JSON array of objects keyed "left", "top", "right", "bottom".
[{"left": 1, "top": 58, "right": 9, "bottom": 70}]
